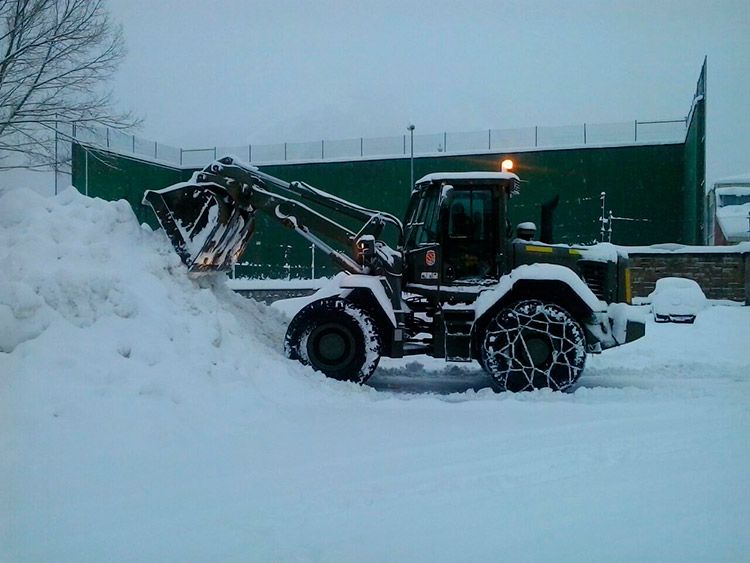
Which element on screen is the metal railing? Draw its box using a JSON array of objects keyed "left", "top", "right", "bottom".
[{"left": 71, "top": 118, "right": 688, "bottom": 169}]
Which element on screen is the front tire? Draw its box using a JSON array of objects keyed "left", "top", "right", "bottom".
[
  {"left": 284, "top": 298, "right": 381, "bottom": 383},
  {"left": 480, "top": 300, "right": 586, "bottom": 392}
]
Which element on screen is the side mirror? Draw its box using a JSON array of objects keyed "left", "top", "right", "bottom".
[{"left": 439, "top": 184, "right": 454, "bottom": 209}]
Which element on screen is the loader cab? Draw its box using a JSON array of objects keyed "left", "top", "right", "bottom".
[{"left": 402, "top": 172, "right": 520, "bottom": 288}]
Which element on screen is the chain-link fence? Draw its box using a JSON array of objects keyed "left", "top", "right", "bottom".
[{"left": 69, "top": 118, "right": 688, "bottom": 170}]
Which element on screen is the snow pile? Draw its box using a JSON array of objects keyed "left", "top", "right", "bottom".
[
  {"left": 0, "top": 187, "right": 355, "bottom": 413},
  {"left": 2, "top": 187, "right": 750, "bottom": 561}
]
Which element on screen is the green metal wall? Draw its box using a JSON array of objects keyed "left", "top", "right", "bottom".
[
  {"left": 682, "top": 104, "right": 705, "bottom": 244},
  {"left": 682, "top": 74, "right": 706, "bottom": 245},
  {"left": 70, "top": 143, "right": 187, "bottom": 227},
  {"left": 250, "top": 143, "right": 685, "bottom": 277},
  {"left": 71, "top": 141, "right": 690, "bottom": 278}
]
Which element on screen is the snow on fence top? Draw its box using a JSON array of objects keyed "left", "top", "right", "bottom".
[{"left": 67, "top": 118, "right": 688, "bottom": 169}]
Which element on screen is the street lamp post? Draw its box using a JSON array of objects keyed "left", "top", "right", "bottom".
[{"left": 407, "top": 124, "right": 415, "bottom": 188}]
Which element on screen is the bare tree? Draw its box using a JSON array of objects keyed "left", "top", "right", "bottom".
[{"left": 0, "top": 0, "right": 135, "bottom": 170}]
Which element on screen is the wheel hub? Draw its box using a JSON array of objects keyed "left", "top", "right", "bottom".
[
  {"left": 523, "top": 333, "right": 552, "bottom": 367},
  {"left": 308, "top": 324, "right": 355, "bottom": 368},
  {"left": 319, "top": 331, "right": 347, "bottom": 362}
]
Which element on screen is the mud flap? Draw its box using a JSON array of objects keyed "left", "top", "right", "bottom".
[
  {"left": 587, "top": 304, "right": 646, "bottom": 351},
  {"left": 143, "top": 182, "right": 256, "bottom": 274},
  {"left": 623, "top": 317, "right": 646, "bottom": 341}
]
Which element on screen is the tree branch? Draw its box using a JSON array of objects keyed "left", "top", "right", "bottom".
[{"left": 0, "top": 0, "right": 134, "bottom": 169}]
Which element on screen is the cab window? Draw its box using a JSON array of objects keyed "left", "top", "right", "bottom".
[
  {"left": 448, "top": 190, "right": 492, "bottom": 241},
  {"left": 405, "top": 189, "right": 440, "bottom": 246}
]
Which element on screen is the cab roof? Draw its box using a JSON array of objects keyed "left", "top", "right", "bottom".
[{"left": 416, "top": 171, "right": 520, "bottom": 185}]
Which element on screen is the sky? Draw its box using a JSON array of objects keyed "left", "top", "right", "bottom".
[
  {"left": 3, "top": 0, "right": 747, "bottom": 191},
  {"left": 103, "top": 0, "right": 749, "bottom": 184}
]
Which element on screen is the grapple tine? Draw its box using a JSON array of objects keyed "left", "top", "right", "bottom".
[{"left": 142, "top": 182, "right": 256, "bottom": 275}]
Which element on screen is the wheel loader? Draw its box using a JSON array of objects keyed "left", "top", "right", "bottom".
[{"left": 143, "top": 156, "right": 644, "bottom": 391}]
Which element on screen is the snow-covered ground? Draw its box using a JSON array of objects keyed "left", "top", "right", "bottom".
[{"left": 2, "top": 187, "right": 749, "bottom": 561}]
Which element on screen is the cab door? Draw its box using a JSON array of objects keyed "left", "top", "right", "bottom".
[
  {"left": 402, "top": 188, "right": 441, "bottom": 286},
  {"left": 441, "top": 188, "right": 498, "bottom": 283}
]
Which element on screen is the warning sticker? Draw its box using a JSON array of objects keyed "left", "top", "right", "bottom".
[{"left": 425, "top": 250, "right": 436, "bottom": 266}]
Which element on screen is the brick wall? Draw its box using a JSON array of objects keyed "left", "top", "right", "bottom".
[{"left": 627, "top": 251, "right": 749, "bottom": 303}]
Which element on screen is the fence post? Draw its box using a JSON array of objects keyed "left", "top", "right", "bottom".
[
  {"left": 488, "top": 129, "right": 491, "bottom": 150},
  {"left": 634, "top": 120, "right": 638, "bottom": 142},
  {"left": 132, "top": 134, "right": 135, "bottom": 153},
  {"left": 360, "top": 137, "right": 363, "bottom": 157},
  {"left": 106, "top": 127, "right": 110, "bottom": 148},
  {"left": 583, "top": 123, "right": 587, "bottom": 144},
  {"left": 535, "top": 126, "right": 538, "bottom": 147},
  {"left": 154, "top": 140, "right": 157, "bottom": 159},
  {"left": 284, "top": 142, "right": 287, "bottom": 161},
  {"left": 321, "top": 139, "right": 324, "bottom": 159},
  {"left": 443, "top": 132, "right": 447, "bottom": 153},
  {"left": 213, "top": 146, "right": 217, "bottom": 159},
  {"left": 248, "top": 144, "right": 252, "bottom": 162},
  {"left": 180, "top": 148, "right": 183, "bottom": 166},
  {"left": 403, "top": 135, "right": 406, "bottom": 155}
]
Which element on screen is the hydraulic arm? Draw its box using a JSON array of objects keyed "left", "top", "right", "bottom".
[{"left": 143, "top": 156, "right": 404, "bottom": 277}]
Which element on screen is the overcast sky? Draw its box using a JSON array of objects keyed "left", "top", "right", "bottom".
[
  {"left": 8, "top": 0, "right": 747, "bottom": 192},
  {"left": 105, "top": 0, "right": 748, "bottom": 183}
]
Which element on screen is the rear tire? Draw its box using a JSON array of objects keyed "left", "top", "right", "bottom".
[
  {"left": 284, "top": 298, "right": 381, "bottom": 383},
  {"left": 480, "top": 300, "right": 586, "bottom": 392}
]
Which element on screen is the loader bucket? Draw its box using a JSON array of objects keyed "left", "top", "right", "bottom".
[{"left": 142, "top": 182, "right": 255, "bottom": 274}]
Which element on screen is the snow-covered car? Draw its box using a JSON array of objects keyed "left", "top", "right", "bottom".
[{"left": 649, "top": 277, "right": 707, "bottom": 323}]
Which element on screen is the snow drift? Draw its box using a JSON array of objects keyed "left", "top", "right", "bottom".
[
  {"left": 0, "top": 186, "right": 330, "bottom": 396},
  {"left": 2, "top": 187, "right": 750, "bottom": 561}
]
